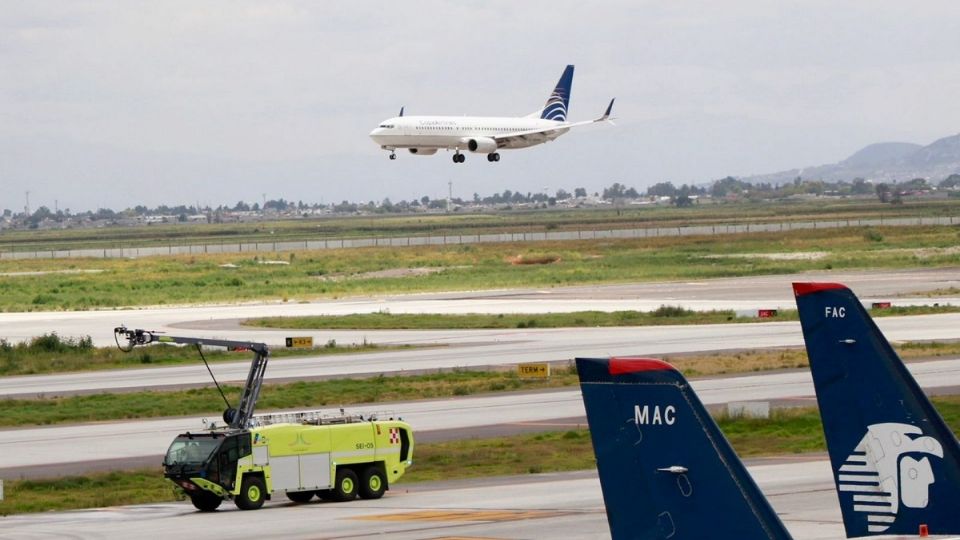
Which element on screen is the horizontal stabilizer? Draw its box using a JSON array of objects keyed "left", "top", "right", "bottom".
[
  {"left": 794, "top": 283, "right": 960, "bottom": 537},
  {"left": 577, "top": 357, "right": 792, "bottom": 540}
]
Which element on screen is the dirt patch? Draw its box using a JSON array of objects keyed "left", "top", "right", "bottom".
[
  {"left": 315, "top": 266, "right": 459, "bottom": 282},
  {"left": 508, "top": 254, "right": 562, "bottom": 265},
  {"left": 898, "top": 246, "right": 960, "bottom": 259},
  {"left": 703, "top": 252, "right": 827, "bottom": 261}
]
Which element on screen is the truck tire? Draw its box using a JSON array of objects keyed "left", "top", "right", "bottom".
[
  {"left": 235, "top": 476, "right": 266, "bottom": 510},
  {"left": 286, "top": 490, "right": 314, "bottom": 503},
  {"left": 358, "top": 466, "right": 386, "bottom": 499},
  {"left": 331, "top": 468, "right": 358, "bottom": 502},
  {"left": 190, "top": 493, "right": 222, "bottom": 512}
]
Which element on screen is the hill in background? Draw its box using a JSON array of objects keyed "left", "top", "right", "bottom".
[{"left": 748, "top": 134, "right": 960, "bottom": 184}]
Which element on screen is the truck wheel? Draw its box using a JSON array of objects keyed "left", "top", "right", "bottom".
[
  {"left": 331, "top": 468, "right": 358, "bottom": 502},
  {"left": 286, "top": 490, "right": 314, "bottom": 503},
  {"left": 235, "top": 476, "right": 266, "bottom": 510},
  {"left": 190, "top": 493, "right": 222, "bottom": 512},
  {"left": 359, "top": 466, "right": 386, "bottom": 499}
]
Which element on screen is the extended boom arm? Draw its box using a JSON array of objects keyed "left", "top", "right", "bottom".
[{"left": 114, "top": 326, "right": 270, "bottom": 429}]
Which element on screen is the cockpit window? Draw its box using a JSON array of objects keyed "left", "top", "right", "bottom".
[
  {"left": 165, "top": 436, "right": 221, "bottom": 465},
  {"left": 379, "top": 124, "right": 395, "bottom": 129}
]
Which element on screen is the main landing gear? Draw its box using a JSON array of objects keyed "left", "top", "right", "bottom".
[
  {"left": 452, "top": 152, "right": 465, "bottom": 163},
  {"left": 389, "top": 151, "right": 396, "bottom": 160},
  {"left": 486, "top": 153, "right": 500, "bottom": 162}
]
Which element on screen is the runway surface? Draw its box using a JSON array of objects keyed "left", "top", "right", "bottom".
[{"left": 0, "top": 460, "right": 846, "bottom": 540}]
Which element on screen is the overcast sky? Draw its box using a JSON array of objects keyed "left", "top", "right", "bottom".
[{"left": 3, "top": 1, "right": 960, "bottom": 212}]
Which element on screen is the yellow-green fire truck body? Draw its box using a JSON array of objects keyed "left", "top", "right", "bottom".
[{"left": 164, "top": 417, "right": 414, "bottom": 511}]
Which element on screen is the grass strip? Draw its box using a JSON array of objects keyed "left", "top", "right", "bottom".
[
  {"left": 5, "top": 341, "right": 960, "bottom": 427},
  {"left": 0, "top": 369, "right": 578, "bottom": 427},
  {"left": 245, "top": 304, "right": 960, "bottom": 330},
  {"left": 2, "top": 223, "right": 960, "bottom": 312},
  {"left": 6, "top": 395, "right": 960, "bottom": 516},
  {"left": 0, "top": 333, "right": 409, "bottom": 377}
]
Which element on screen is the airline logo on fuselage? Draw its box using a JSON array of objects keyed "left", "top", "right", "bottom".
[{"left": 635, "top": 405, "right": 676, "bottom": 426}]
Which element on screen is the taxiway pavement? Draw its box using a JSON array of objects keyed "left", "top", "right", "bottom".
[{"left": 0, "top": 460, "right": 845, "bottom": 540}]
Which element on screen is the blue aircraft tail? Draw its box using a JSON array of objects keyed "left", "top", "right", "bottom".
[
  {"left": 794, "top": 283, "right": 960, "bottom": 537},
  {"left": 577, "top": 357, "right": 792, "bottom": 540},
  {"left": 541, "top": 65, "right": 574, "bottom": 122}
]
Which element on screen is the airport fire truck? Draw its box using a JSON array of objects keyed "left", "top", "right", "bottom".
[{"left": 114, "top": 327, "right": 414, "bottom": 511}]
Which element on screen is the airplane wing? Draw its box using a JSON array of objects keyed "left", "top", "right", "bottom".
[{"left": 494, "top": 98, "right": 615, "bottom": 145}]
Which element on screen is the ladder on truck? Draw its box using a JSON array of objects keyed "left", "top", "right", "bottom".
[
  {"left": 251, "top": 409, "right": 368, "bottom": 427},
  {"left": 114, "top": 326, "right": 269, "bottom": 430}
]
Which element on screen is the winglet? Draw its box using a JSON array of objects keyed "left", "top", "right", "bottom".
[
  {"left": 577, "top": 356, "right": 792, "bottom": 540},
  {"left": 794, "top": 282, "right": 960, "bottom": 537},
  {"left": 398, "top": 106, "right": 404, "bottom": 118},
  {"left": 597, "top": 98, "right": 615, "bottom": 123}
]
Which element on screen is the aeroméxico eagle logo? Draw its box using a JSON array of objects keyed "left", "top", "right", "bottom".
[{"left": 837, "top": 423, "right": 944, "bottom": 533}]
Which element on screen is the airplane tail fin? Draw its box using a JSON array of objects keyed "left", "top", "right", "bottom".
[
  {"left": 794, "top": 283, "right": 960, "bottom": 537},
  {"left": 577, "top": 357, "right": 792, "bottom": 540},
  {"left": 540, "top": 65, "right": 574, "bottom": 122}
]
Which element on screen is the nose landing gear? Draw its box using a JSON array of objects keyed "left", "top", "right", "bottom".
[{"left": 389, "top": 152, "right": 396, "bottom": 160}]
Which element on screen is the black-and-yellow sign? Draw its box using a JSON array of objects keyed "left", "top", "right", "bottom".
[
  {"left": 517, "top": 363, "right": 550, "bottom": 379},
  {"left": 285, "top": 336, "right": 313, "bottom": 348}
]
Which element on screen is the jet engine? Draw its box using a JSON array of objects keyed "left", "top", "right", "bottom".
[
  {"left": 408, "top": 148, "right": 438, "bottom": 155},
  {"left": 464, "top": 137, "right": 498, "bottom": 154}
]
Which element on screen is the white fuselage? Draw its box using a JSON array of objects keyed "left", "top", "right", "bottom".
[{"left": 369, "top": 115, "right": 569, "bottom": 153}]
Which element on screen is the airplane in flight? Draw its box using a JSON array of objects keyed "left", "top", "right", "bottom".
[
  {"left": 368, "top": 65, "right": 614, "bottom": 163},
  {"left": 794, "top": 282, "right": 960, "bottom": 538},
  {"left": 576, "top": 356, "right": 794, "bottom": 540}
]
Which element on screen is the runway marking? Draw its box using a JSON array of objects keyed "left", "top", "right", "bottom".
[
  {"left": 353, "top": 509, "right": 567, "bottom": 522},
  {"left": 424, "top": 537, "right": 506, "bottom": 540}
]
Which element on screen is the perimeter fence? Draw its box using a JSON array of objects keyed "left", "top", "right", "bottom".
[{"left": 1, "top": 215, "right": 956, "bottom": 260}]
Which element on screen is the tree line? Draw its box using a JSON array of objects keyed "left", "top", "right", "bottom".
[{"left": 10, "top": 174, "right": 959, "bottom": 227}]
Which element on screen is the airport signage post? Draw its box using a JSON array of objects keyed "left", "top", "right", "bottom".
[
  {"left": 285, "top": 336, "right": 313, "bottom": 348},
  {"left": 518, "top": 362, "right": 550, "bottom": 379}
]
